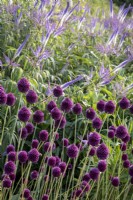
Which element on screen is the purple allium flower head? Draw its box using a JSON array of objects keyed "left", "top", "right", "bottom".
[
  {"left": 61, "top": 97, "right": 73, "bottom": 113},
  {"left": 72, "top": 103, "right": 82, "bottom": 115},
  {"left": 30, "top": 170, "right": 39, "bottom": 180},
  {"left": 129, "top": 105, "right": 133, "bottom": 114},
  {"left": 123, "top": 160, "right": 130, "bottom": 168},
  {"left": 2, "top": 177, "right": 12, "bottom": 188},
  {"left": 27, "top": 196, "right": 33, "bottom": 200},
  {"left": 59, "top": 162, "right": 67, "bottom": 173},
  {"left": 89, "top": 168, "right": 100, "bottom": 180},
  {"left": 23, "top": 188, "right": 30, "bottom": 198},
  {"left": 25, "top": 123, "right": 34, "bottom": 134},
  {"left": 39, "top": 130, "right": 48, "bottom": 142},
  {"left": 17, "top": 78, "right": 30, "bottom": 93},
  {"left": 62, "top": 138, "right": 69, "bottom": 147},
  {"left": 33, "top": 110, "right": 44, "bottom": 124},
  {"left": 81, "top": 181, "right": 91, "bottom": 192},
  {"left": 18, "top": 127, "right": 28, "bottom": 139},
  {"left": 28, "top": 148, "right": 40, "bottom": 163},
  {"left": 42, "top": 194, "right": 49, "bottom": 200},
  {"left": 55, "top": 156, "right": 61, "bottom": 166},
  {"left": 122, "top": 134, "right": 130, "bottom": 143},
  {"left": 52, "top": 166, "right": 61, "bottom": 177},
  {"left": 116, "top": 125, "right": 128, "bottom": 139},
  {"left": 129, "top": 165, "right": 133, "bottom": 176},
  {"left": 0, "top": 90, "right": 7, "bottom": 104},
  {"left": 53, "top": 86, "right": 63, "bottom": 97},
  {"left": 51, "top": 107, "right": 61, "bottom": 120},
  {"left": 92, "top": 117, "right": 102, "bottom": 129},
  {"left": 75, "top": 188, "right": 83, "bottom": 197},
  {"left": 120, "top": 143, "right": 127, "bottom": 151},
  {"left": 97, "top": 100, "right": 105, "bottom": 112},
  {"left": 77, "top": 143, "right": 83, "bottom": 151},
  {"left": 98, "top": 160, "right": 107, "bottom": 172},
  {"left": 6, "top": 144, "right": 15, "bottom": 154},
  {"left": 47, "top": 156, "right": 56, "bottom": 167},
  {"left": 88, "top": 132, "right": 101, "bottom": 146},
  {"left": 119, "top": 97, "right": 130, "bottom": 109},
  {"left": 9, "top": 173, "right": 16, "bottom": 181},
  {"left": 108, "top": 130, "right": 115, "bottom": 138},
  {"left": 111, "top": 177, "right": 120, "bottom": 187},
  {"left": 8, "top": 152, "right": 16, "bottom": 162},
  {"left": 122, "top": 153, "right": 128, "bottom": 161},
  {"left": 4, "top": 161, "right": 16, "bottom": 175},
  {"left": 32, "top": 139, "right": 39, "bottom": 148},
  {"left": 55, "top": 132, "right": 59, "bottom": 140},
  {"left": 55, "top": 116, "right": 66, "bottom": 129},
  {"left": 96, "top": 143, "right": 109, "bottom": 160},
  {"left": 109, "top": 125, "right": 116, "bottom": 133},
  {"left": 18, "top": 106, "right": 31, "bottom": 122},
  {"left": 47, "top": 101, "right": 57, "bottom": 113},
  {"left": 26, "top": 90, "right": 38, "bottom": 104},
  {"left": 43, "top": 142, "right": 51, "bottom": 152},
  {"left": 68, "top": 163, "right": 72, "bottom": 169},
  {"left": 18, "top": 151, "right": 28, "bottom": 163},
  {"left": 105, "top": 101, "right": 115, "bottom": 114},
  {"left": 67, "top": 144, "right": 79, "bottom": 158},
  {"left": 86, "top": 108, "right": 96, "bottom": 120},
  {"left": 6, "top": 93, "right": 16, "bottom": 106},
  {"left": 82, "top": 173, "right": 90, "bottom": 182}
]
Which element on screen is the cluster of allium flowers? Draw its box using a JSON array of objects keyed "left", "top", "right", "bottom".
[
  {"left": 105, "top": 100, "right": 115, "bottom": 114},
  {"left": 98, "top": 160, "right": 107, "bottom": 172},
  {"left": 116, "top": 125, "right": 128, "bottom": 139},
  {"left": 111, "top": 177, "right": 120, "bottom": 187},
  {"left": 43, "top": 142, "right": 51, "bottom": 152},
  {"left": 59, "top": 162, "right": 67, "bottom": 173},
  {"left": 4, "top": 161, "right": 16, "bottom": 175},
  {"left": 123, "top": 160, "right": 130, "bottom": 168},
  {"left": 18, "top": 151, "right": 28, "bottom": 163},
  {"left": 92, "top": 117, "right": 102, "bottom": 129},
  {"left": 47, "top": 100, "right": 57, "bottom": 112},
  {"left": 88, "top": 132, "right": 101, "bottom": 146},
  {"left": 53, "top": 86, "right": 63, "bottom": 97},
  {"left": 72, "top": 103, "right": 82, "bottom": 115},
  {"left": 17, "top": 78, "right": 30, "bottom": 93},
  {"left": 18, "top": 127, "right": 28, "bottom": 139},
  {"left": 33, "top": 110, "right": 44, "bottom": 124},
  {"left": 18, "top": 106, "right": 31, "bottom": 122},
  {"left": 47, "top": 156, "right": 56, "bottom": 167},
  {"left": 97, "top": 100, "right": 105, "bottom": 112},
  {"left": 67, "top": 144, "right": 79, "bottom": 158},
  {"left": 89, "top": 168, "right": 100, "bottom": 180},
  {"left": 6, "top": 93, "right": 16, "bottom": 106},
  {"left": 0, "top": 88, "right": 7, "bottom": 104},
  {"left": 2, "top": 177, "right": 12, "bottom": 188},
  {"left": 25, "top": 122, "right": 34, "bottom": 134},
  {"left": 52, "top": 166, "right": 61, "bottom": 177},
  {"left": 55, "top": 116, "right": 66, "bottom": 129},
  {"left": 32, "top": 139, "right": 39, "bottom": 148},
  {"left": 23, "top": 188, "right": 31, "bottom": 198},
  {"left": 42, "top": 194, "right": 49, "bottom": 200},
  {"left": 30, "top": 170, "right": 39, "bottom": 180},
  {"left": 81, "top": 181, "right": 90, "bottom": 192},
  {"left": 96, "top": 143, "right": 109, "bottom": 160},
  {"left": 26, "top": 90, "right": 38, "bottom": 104},
  {"left": 51, "top": 107, "right": 61, "bottom": 120},
  {"left": 28, "top": 148, "right": 40, "bottom": 163},
  {"left": 89, "top": 147, "right": 96, "bottom": 156},
  {"left": 6, "top": 144, "right": 15, "bottom": 154},
  {"left": 119, "top": 97, "right": 130, "bottom": 109},
  {"left": 86, "top": 108, "right": 96, "bottom": 120},
  {"left": 8, "top": 152, "right": 16, "bottom": 162},
  {"left": 130, "top": 105, "right": 133, "bottom": 114},
  {"left": 39, "top": 130, "right": 48, "bottom": 141},
  {"left": 82, "top": 173, "right": 90, "bottom": 182},
  {"left": 61, "top": 97, "right": 73, "bottom": 113},
  {"left": 108, "top": 130, "right": 115, "bottom": 138}
]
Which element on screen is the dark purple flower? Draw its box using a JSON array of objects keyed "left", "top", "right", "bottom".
[
  {"left": 97, "top": 100, "right": 105, "bottom": 112},
  {"left": 122, "top": 134, "right": 130, "bottom": 143},
  {"left": 33, "top": 110, "right": 44, "bottom": 124},
  {"left": 92, "top": 117, "right": 102, "bottom": 129},
  {"left": 18, "top": 106, "right": 31, "bottom": 122},
  {"left": 98, "top": 160, "right": 107, "bottom": 172},
  {"left": 61, "top": 98, "right": 73, "bottom": 113},
  {"left": 62, "top": 138, "right": 69, "bottom": 147},
  {"left": 59, "top": 162, "right": 67, "bottom": 173},
  {"left": 82, "top": 173, "right": 90, "bottom": 182},
  {"left": 39, "top": 130, "right": 48, "bottom": 142},
  {"left": 52, "top": 166, "right": 61, "bottom": 177},
  {"left": 55, "top": 132, "right": 59, "bottom": 140},
  {"left": 6, "top": 93, "right": 16, "bottom": 106},
  {"left": 23, "top": 188, "right": 30, "bottom": 198},
  {"left": 30, "top": 170, "right": 39, "bottom": 180},
  {"left": 4, "top": 161, "right": 16, "bottom": 175},
  {"left": 86, "top": 108, "right": 96, "bottom": 120},
  {"left": 18, "top": 151, "right": 28, "bottom": 163},
  {"left": 81, "top": 181, "right": 90, "bottom": 192},
  {"left": 32, "top": 139, "right": 39, "bottom": 148},
  {"left": 47, "top": 156, "right": 56, "bottom": 167},
  {"left": 129, "top": 165, "right": 133, "bottom": 176},
  {"left": 55, "top": 156, "right": 61, "bottom": 166},
  {"left": 72, "top": 103, "right": 82, "bottom": 115},
  {"left": 47, "top": 101, "right": 57, "bottom": 112},
  {"left": 8, "top": 152, "right": 16, "bottom": 162},
  {"left": 122, "top": 153, "right": 128, "bottom": 161},
  {"left": 25, "top": 123, "right": 34, "bottom": 134},
  {"left": 53, "top": 86, "right": 63, "bottom": 97},
  {"left": 116, "top": 125, "right": 128, "bottom": 139},
  {"left": 109, "top": 125, "right": 116, "bottom": 133},
  {"left": 43, "top": 142, "right": 51, "bottom": 152},
  {"left": 18, "top": 127, "right": 28, "bottom": 139},
  {"left": 6, "top": 144, "right": 15, "bottom": 154},
  {"left": 2, "top": 177, "right": 12, "bottom": 188},
  {"left": 75, "top": 188, "right": 83, "bottom": 197},
  {"left": 96, "top": 143, "right": 109, "bottom": 160},
  {"left": 28, "top": 148, "right": 40, "bottom": 163},
  {"left": 129, "top": 105, "right": 133, "bottom": 114},
  {"left": 26, "top": 90, "right": 38, "bottom": 104},
  {"left": 123, "top": 160, "right": 130, "bottom": 168},
  {"left": 108, "top": 130, "right": 115, "bottom": 138},
  {"left": 120, "top": 143, "right": 127, "bottom": 151},
  {"left": 111, "top": 177, "right": 120, "bottom": 187},
  {"left": 27, "top": 196, "right": 33, "bottom": 200},
  {"left": 51, "top": 107, "right": 61, "bottom": 120},
  {"left": 42, "top": 194, "right": 49, "bottom": 200},
  {"left": 9, "top": 173, "right": 16, "bottom": 181},
  {"left": 17, "top": 78, "right": 30, "bottom": 93},
  {"left": 67, "top": 144, "right": 79, "bottom": 158},
  {"left": 88, "top": 132, "right": 101, "bottom": 146},
  {"left": 89, "top": 168, "right": 100, "bottom": 180},
  {"left": 119, "top": 97, "right": 130, "bottom": 109},
  {"left": 105, "top": 101, "right": 115, "bottom": 114},
  {"left": 0, "top": 90, "right": 7, "bottom": 104},
  {"left": 55, "top": 116, "right": 66, "bottom": 129}
]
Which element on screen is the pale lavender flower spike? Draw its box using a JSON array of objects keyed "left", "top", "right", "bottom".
[{"left": 113, "top": 59, "right": 133, "bottom": 73}]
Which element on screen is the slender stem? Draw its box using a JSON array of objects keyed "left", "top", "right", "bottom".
[{"left": 0, "top": 106, "right": 8, "bottom": 144}]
